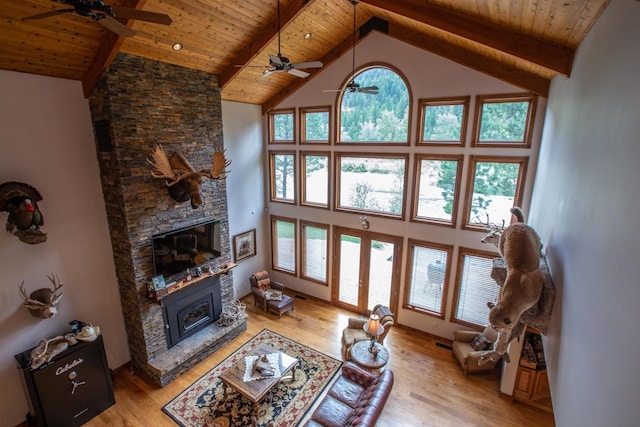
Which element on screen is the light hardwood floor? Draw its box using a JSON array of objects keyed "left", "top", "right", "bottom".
[{"left": 86, "top": 294, "right": 555, "bottom": 427}]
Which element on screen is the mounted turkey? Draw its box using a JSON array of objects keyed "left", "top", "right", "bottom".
[{"left": 0, "top": 181, "right": 47, "bottom": 244}]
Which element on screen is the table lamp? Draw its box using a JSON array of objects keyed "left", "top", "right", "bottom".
[{"left": 363, "top": 313, "right": 384, "bottom": 355}]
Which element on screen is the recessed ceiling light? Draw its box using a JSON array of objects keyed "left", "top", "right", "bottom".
[
  {"left": 172, "top": 42, "right": 183, "bottom": 51},
  {"left": 304, "top": 32, "right": 312, "bottom": 40}
]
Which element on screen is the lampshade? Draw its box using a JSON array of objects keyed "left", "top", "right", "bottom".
[{"left": 363, "top": 314, "right": 384, "bottom": 337}]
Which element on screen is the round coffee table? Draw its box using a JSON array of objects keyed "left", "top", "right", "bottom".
[{"left": 350, "top": 341, "right": 389, "bottom": 372}]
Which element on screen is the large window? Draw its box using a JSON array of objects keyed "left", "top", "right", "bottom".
[
  {"left": 464, "top": 156, "right": 528, "bottom": 229},
  {"left": 417, "top": 96, "right": 469, "bottom": 146},
  {"left": 338, "top": 66, "right": 410, "bottom": 144},
  {"left": 472, "top": 93, "right": 537, "bottom": 147},
  {"left": 300, "top": 221, "right": 329, "bottom": 284},
  {"left": 300, "top": 152, "right": 329, "bottom": 208},
  {"left": 268, "top": 108, "right": 295, "bottom": 144},
  {"left": 300, "top": 106, "right": 331, "bottom": 144},
  {"left": 412, "top": 154, "right": 463, "bottom": 226},
  {"left": 271, "top": 216, "right": 297, "bottom": 274},
  {"left": 404, "top": 240, "right": 452, "bottom": 318},
  {"left": 336, "top": 154, "right": 408, "bottom": 218},
  {"left": 452, "top": 248, "right": 500, "bottom": 328},
  {"left": 269, "top": 151, "right": 296, "bottom": 204}
]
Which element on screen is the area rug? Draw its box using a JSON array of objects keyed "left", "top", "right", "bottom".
[{"left": 162, "top": 329, "right": 342, "bottom": 427}]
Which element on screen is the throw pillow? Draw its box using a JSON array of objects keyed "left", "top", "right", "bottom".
[
  {"left": 253, "top": 271, "right": 271, "bottom": 290},
  {"left": 470, "top": 334, "right": 492, "bottom": 351},
  {"left": 263, "top": 289, "right": 283, "bottom": 301}
]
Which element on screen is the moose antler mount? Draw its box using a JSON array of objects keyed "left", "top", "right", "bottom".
[{"left": 147, "top": 144, "right": 231, "bottom": 209}]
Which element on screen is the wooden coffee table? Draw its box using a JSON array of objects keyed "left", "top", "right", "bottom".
[
  {"left": 350, "top": 341, "right": 389, "bottom": 372},
  {"left": 219, "top": 343, "right": 297, "bottom": 425}
]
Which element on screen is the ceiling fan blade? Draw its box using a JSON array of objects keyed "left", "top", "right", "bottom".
[
  {"left": 261, "top": 69, "right": 276, "bottom": 78},
  {"left": 97, "top": 16, "right": 136, "bottom": 37},
  {"left": 110, "top": 6, "right": 172, "bottom": 25},
  {"left": 288, "top": 69, "right": 310, "bottom": 78},
  {"left": 359, "top": 86, "right": 379, "bottom": 94},
  {"left": 291, "top": 61, "right": 323, "bottom": 69},
  {"left": 269, "top": 54, "right": 283, "bottom": 66},
  {"left": 22, "top": 8, "right": 74, "bottom": 20}
]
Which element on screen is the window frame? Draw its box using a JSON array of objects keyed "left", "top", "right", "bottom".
[
  {"left": 417, "top": 96, "right": 470, "bottom": 146},
  {"left": 451, "top": 247, "right": 500, "bottom": 330},
  {"left": 300, "top": 151, "right": 330, "bottom": 209},
  {"left": 471, "top": 93, "right": 537, "bottom": 148},
  {"left": 270, "top": 215, "right": 297, "bottom": 276},
  {"left": 269, "top": 150, "right": 297, "bottom": 205},
  {"left": 334, "top": 152, "right": 409, "bottom": 220},
  {"left": 300, "top": 220, "right": 330, "bottom": 285},
  {"left": 300, "top": 106, "right": 332, "bottom": 144},
  {"left": 403, "top": 239, "right": 453, "bottom": 319},
  {"left": 410, "top": 153, "right": 464, "bottom": 228},
  {"left": 336, "top": 63, "right": 412, "bottom": 146},
  {"left": 462, "top": 155, "right": 529, "bottom": 231},
  {"left": 268, "top": 108, "right": 296, "bottom": 144}
]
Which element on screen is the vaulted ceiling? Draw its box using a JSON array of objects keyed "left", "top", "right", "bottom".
[{"left": 0, "top": 0, "right": 610, "bottom": 112}]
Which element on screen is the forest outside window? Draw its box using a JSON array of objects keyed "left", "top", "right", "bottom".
[
  {"left": 463, "top": 156, "right": 528, "bottom": 230},
  {"left": 404, "top": 239, "right": 452, "bottom": 318},
  {"left": 417, "top": 96, "right": 469, "bottom": 146},
  {"left": 452, "top": 248, "right": 499, "bottom": 328},
  {"left": 271, "top": 215, "right": 297, "bottom": 274},
  {"left": 269, "top": 108, "right": 295, "bottom": 144},
  {"left": 300, "top": 106, "right": 331, "bottom": 144},
  {"left": 472, "top": 93, "right": 537, "bottom": 147},
  {"left": 336, "top": 154, "right": 408, "bottom": 218},
  {"left": 300, "top": 152, "right": 329, "bottom": 208},
  {"left": 412, "top": 154, "right": 463, "bottom": 226},
  {"left": 338, "top": 66, "right": 410, "bottom": 144},
  {"left": 300, "top": 220, "right": 329, "bottom": 284},
  {"left": 269, "top": 151, "right": 296, "bottom": 204}
]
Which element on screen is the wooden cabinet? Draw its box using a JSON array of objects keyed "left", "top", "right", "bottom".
[
  {"left": 15, "top": 334, "right": 115, "bottom": 427},
  {"left": 513, "top": 328, "right": 552, "bottom": 412}
]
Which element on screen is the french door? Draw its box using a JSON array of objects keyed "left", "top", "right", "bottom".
[{"left": 332, "top": 226, "right": 402, "bottom": 314}]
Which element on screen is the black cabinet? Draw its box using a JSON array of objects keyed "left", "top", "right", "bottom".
[{"left": 15, "top": 334, "right": 115, "bottom": 427}]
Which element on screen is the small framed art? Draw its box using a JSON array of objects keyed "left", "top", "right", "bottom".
[{"left": 233, "top": 229, "right": 256, "bottom": 262}]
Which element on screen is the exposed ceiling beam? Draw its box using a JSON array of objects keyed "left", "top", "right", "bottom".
[
  {"left": 219, "top": 0, "right": 318, "bottom": 90},
  {"left": 387, "top": 23, "right": 550, "bottom": 97},
  {"left": 82, "top": 0, "right": 146, "bottom": 97},
  {"left": 360, "top": 0, "right": 574, "bottom": 77}
]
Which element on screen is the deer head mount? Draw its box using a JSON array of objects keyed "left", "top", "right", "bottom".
[
  {"left": 147, "top": 144, "right": 231, "bottom": 209},
  {"left": 480, "top": 213, "right": 506, "bottom": 248},
  {"left": 19, "top": 274, "right": 64, "bottom": 319}
]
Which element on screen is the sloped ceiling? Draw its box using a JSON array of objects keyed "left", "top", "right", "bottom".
[{"left": 0, "top": 0, "right": 610, "bottom": 112}]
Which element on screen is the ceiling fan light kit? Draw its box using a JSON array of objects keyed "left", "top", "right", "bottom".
[{"left": 22, "top": 0, "right": 172, "bottom": 38}]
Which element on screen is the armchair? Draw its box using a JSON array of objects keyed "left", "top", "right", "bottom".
[
  {"left": 249, "top": 271, "right": 294, "bottom": 318},
  {"left": 452, "top": 325, "right": 500, "bottom": 375},
  {"left": 341, "top": 304, "right": 394, "bottom": 360}
]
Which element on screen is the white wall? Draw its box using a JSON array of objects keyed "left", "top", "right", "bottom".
[
  {"left": 0, "top": 71, "right": 129, "bottom": 427},
  {"left": 269, "top": 31, "right": 547, "bottom": 341},
  {"left": 529, "top": 1, "right": 640, "bottom": 426},
  {"left": 222, "top": 101, "right": 268, "bottom": 297}
]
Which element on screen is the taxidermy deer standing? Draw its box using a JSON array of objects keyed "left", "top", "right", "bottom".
[
  {"left": 481, "top": 207, "right": 544, "bottom": 360},
  {"left": 18, "top": 274, "right": 64, "bottom": 318},
  {"left": 147, "top": 144, "right": 231, "bottom": 209}
]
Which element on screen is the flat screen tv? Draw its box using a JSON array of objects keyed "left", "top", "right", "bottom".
[{"left": 152, "top": 219, "right": 222, "bottom": 282}]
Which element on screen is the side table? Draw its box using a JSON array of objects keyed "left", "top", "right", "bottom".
[{"left": 350, "top": 341, "right": 389, "bottom": 372}]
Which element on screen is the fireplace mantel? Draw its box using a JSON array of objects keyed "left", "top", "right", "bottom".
[{"left": 149, "top": 262, "right": 237, "bottom": 304}]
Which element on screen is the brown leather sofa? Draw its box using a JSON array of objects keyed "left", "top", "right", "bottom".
[{"left": 304, "top": 362, "right": 394, "bottom": 427}]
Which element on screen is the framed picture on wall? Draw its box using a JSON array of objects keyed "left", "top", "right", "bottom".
[{"left": 233, "top": 229, "right": 256, "bottom": 263}]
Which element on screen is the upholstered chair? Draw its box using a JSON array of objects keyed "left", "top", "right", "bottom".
[
  {"left": 249, "top": 271, "right": 294, "bottom": 318},
  {"left": 452, "top": 325, "right": 500, "bottom": 375},
  {"left": 341, "top": 304, "right": 395, "bottom": 360}
]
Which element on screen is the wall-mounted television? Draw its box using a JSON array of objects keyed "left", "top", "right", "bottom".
[{"left": 152, "top": 219, "right": 222, "bottom": 281}]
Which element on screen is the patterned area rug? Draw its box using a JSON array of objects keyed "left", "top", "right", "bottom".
[{"left": 163, "top": 329, "right": 342, "bottom": 427}]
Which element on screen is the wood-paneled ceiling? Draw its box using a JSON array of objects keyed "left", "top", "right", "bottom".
[{"left": 0, "top": 0, "right": 610, "bottom": 112}]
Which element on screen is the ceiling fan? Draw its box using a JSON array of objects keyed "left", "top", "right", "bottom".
[
  {"left": 22, "top": 0, "right": 172, "bottom": 38},
  {"left": 260, "top": 0, "right": 323, "bottom": 78},
  {"left": 324, "top": 0, "right": 378, "bottom": 95}
]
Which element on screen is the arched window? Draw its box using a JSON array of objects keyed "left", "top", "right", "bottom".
[{"left": 338, "top": 65, "right": 410, "bottom": 144}]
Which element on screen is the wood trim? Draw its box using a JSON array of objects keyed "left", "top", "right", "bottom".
[
  {"left": 268, "top": 108, "right": 296, "bottom": 144},
  {"left": 470, "top": 93, "right": 538, "bottom": 148},
  {"left": 299, "top": 151, "right": 331, "bottom": 209},
  {"left": 268, "top": 150, "right": 297, "bottom": 205},
  {"left": 416, "top": 96, "right": 470, "bottom": 146},
  {"left": 300, "top": 220, "right": 331, "bottom": 286},
  {"left": 360, "top": 0, "right": 574, "bottom": 76},
  {"left": 270, "top": 215, "right": 298, "bottom": 276},
  {"left": 299, "top": 106, "right": 332, "bottom": 144}
]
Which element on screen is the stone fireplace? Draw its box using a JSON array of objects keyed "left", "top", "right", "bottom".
[{"left": 88, "top": 53, "right": 246, "bottom": 386}]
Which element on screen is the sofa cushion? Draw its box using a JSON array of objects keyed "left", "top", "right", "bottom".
[
  {"left": 470, "top": 334, "right": 492, "bottom": 351},
  {"left": 327, "top": 375, "right": 366, "bottom": 407},
  {"left": 309, "top": 395, "right": 355, "bottom": 427}
]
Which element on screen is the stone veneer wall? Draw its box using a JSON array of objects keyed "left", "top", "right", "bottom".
[{"left": 88, "top": 53, "right": 245, "bottom": 386}]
